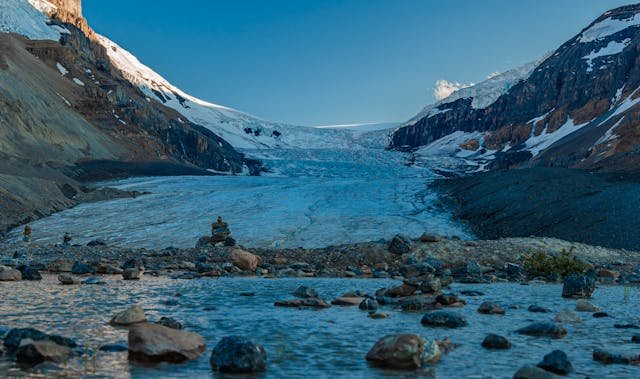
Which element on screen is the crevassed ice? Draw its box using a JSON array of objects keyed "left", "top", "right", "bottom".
[{"left": 579, "top": 14, "right": 640, "bottom": 43}]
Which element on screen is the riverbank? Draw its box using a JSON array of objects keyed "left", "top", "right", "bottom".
[{"left": 436, "top": 167, "right": 640, "bottom": 251}]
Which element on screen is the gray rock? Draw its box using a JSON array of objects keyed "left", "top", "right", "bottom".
[
  {"left": 421, "top": 311, "right": 467, "bottom": 328},
  {"left": 561, "top": 274, "right": 595, "bottom": 298},
  {"left": 57, "top": 274, "right": 78, "bottom": 285},
  {"left": 366, "top": 334, "right": 440, "bottom": 369},
  {"left": 528, "top": 305, "right": 551, "bottom": 313},
  {"left": 537, "top": 350, "right": 573, "bottom": 375},
  {"left": 17, "top": 265, "right": 41, "bottom": 281},
  {"left": 16, "top": 340, "right": 71, "bottom": 366},
  {"left": 99, "top": 343, "right": 128, "bottom": 352},
  {"left": 71, "top": 261, "right": 94, "bottom": 275},
  {"left": 482, "top": 334, "right": 511, "bottom": 349},
  {"left": 516, "top": 322, "right": 567, "bottom": 339},
  {"left": 210, "top": 336, "right": 266, "bottom": 373},
  {"left": 128, "top": 323, "right": 205, "bottom": 363},
  {"left": 388, "top": 234, "right": 412, "bottom": 255},
  {"left": 477, "top": 301, "right": 506, "bottom": 315},
  {"left": 359, "top": 298, "right": 379, "bottom": 311},
  {"left": 513, "top": 365, "right": 562, "bottom": 379},
  {"left": 292, "top": 285, "right": 318, "bottom": 299}
]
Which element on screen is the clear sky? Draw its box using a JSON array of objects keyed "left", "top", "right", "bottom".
[{"left": 84, "top": 0, "right": 634, "bottom": 126}]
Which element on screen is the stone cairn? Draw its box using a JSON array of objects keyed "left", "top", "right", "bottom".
[{"left": 196, "top": 216, "right": 236, "bottom": 248}]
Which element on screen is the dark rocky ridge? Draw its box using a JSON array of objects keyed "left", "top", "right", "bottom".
[{"left": 391, "top": 4, "right": 640, "bottom": 172}]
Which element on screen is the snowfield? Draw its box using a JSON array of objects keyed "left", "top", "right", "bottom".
[{"left": 0, "top": 0, "right": 62, "bottom": 41}]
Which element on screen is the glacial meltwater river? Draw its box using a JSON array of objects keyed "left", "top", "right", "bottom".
[
  {"left": 8, "top": 149, "right": 473, "bottom": 248},
  {"left": 1, "top": 278, "right": 640, "bottom": 378}
]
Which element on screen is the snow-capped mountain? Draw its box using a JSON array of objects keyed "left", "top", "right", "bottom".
[{"left": 392, "top": 4, "right": 640, "bottom": 172}]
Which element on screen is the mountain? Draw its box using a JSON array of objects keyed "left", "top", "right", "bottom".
[{"left": 391, "top": 4, "right": 640, "bottom": 173}]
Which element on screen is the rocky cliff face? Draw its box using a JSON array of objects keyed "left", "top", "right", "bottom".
[{"left": 392, "top": 4, "right": 640, "bottom": 173}]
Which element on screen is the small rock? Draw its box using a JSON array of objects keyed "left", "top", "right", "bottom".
[
  {"left": 99, "top": 343, "right": 128, "bottom": 352},
  {"left": 614, "top": 323, "right": 639, "bottom": 329},
  {"left": 122, "top": 268, "right": 140, "bottom": 280},
  {"left": 292, "top": 285, "right": 318, "bottom": 298},
  {"left": 156, "top": 317, "right": 183, "bottom": 330},
  {"left": 528, "top": 305, "right": 551, "bottom": 313},
  {"left": 575, "top": 299, "right": 599, "bottom": 312},
  {"left": 593, "top": 349, "right": 640, "bottom": 364},
  {"left": 554, "top": 309, "right": 581, "bottom": 323},
  {"left": 593, "top": 311, "right": 609, "bottom": 318},
  {"left": 57, "top": 274, "right": 78, "bottom": 285},
  {"left": 365, "top": 334, "right": 440, "bottom": 369},
  {"left": 209, "top": 336, "right": 266, "bottom": 373},
  {"left": 359, "top": 298, "right": 378, "bottom": 311},
  {"left": 368, "top": 312, "right": 389, "bottom": 319},
  {"left": 82, "top": 276, "right": 106, "bottom": 285},
  {"left": 86, "top": 239, "right": 107, "bottom": 247},
  {"left": 477, "top": 301, "right": 505, "bottom": 315},
  {"left": 385, "top": 283, "right": 417, "bottom": 297},
  {"left": 110, "top": 305, "right": 147, "bottom": 326},
  {"left": 388, "top": 234, "right": 412, "bottom": 255},
  {"left": 561, "top": 274, "right": 595, "bottom": 298},
  {"left": 17, "top": 266, "right": 41, "bottom": 281},
  {"left": 632, "top": 335, "right": 640, "bottom": 343},
  {"left": 0, "top": 267, "right": 22, "bottom": 281},
  {"left": 516, "top": 322, "right": 567, "bottom": 339},
  {"left": 274, "top": 298, "right": 330, "bottom": 308},
  {"left": 16, "top": 340, "right": 70, "bottom": 366},
  {"left": 71, "top": 261, "right": 94, "bottom": 275},
  {"left": 513, "top": 365, "right": 562, "bottom": 379},
  {"left": 128, "top": 323, "right": 205, "bottom": 363},
  {"left": 481, "top": 334, "right": 511, "bottom": 349},
  {"left": 537, "top": 350, "right": 573, "bottom": 375},
  {"left": 230, "top": 249, "right": 260, "bottom": 271},
  {"left": 331, "top": 296, "right": 365, "bottom": 306},
  {"left": 421, "top": 311, "right": 467, "bottom": 328},
  {"left": 419, "top": 234, "right": 442, "bottom": 243}
]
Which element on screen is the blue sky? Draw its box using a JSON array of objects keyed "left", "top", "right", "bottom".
[{"left": 85, "top": 0, "right": 633, "bottom": 126}]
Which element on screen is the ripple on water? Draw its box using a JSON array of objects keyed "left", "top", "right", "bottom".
[{"left": 1, "top": 277, "right": 639, "bottom": 378}]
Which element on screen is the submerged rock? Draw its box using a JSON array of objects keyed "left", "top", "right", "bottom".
[
  {"left": 274, "top": 298, "right": 330, "bottom": 309},
  {"left": 359, "top": 298, "right": 378, "bottom": 311},
  {"left": 209, "top": 336, "right": 266, "bottom": 373},
  {"left": 365, "top": 334, "right": 440, "bottom": 370},
  {"left": 561, "top": 274, "right": 595, "bottom": 298},
  {"left": 16, "top": 339, "right": 70, "bottom": 366},
  {"left": 71, "top": 261, "right": 94, "bottom": 275},
  {"left": 3, "top": 328, "right": 76, "bottom": 351},
  {"left": 516, "top": 322, "right": 567, "bottom": 339},
  {"left": 477, "top": 301, "right": 505, "bottom": 315},
  {"left": 592, "top": 349, "right": 640, "bottom": 364},
  {"left": 421, "top": 311, "right": 467, "bottom": 328},
  {"left": 57, "top": 274, "right": 78, "bottom": 285},
  {"left": 537, "top": 350, "right": 573, "bottom": 375},
  {"left": 292, "top": 285, "right": 318, "bottom": 299},
  {"left": 156, "top": 317, "right": 183, "bottom": 330},
  {"left": 513, "top": 365, "right": 562, "bottom": 379},
  {"left": 481, "top": 334, "right": 511, "bottom": 349},
  {"left": 331, "top": 296, "right": 365, "bottom": 306},
  {"left": 110, "top": 305, "right": 147, "bottom": 326},
  {"left": 528, "top": 305, "right": 551, "bottom": 313},
  {"left": 575, "top": 299, "right": 599, "bottom": 312},
  {"left": 17, "top": 265, "right": 42, "bottom": 281},
  {"left": 128, "top": 323, "right": 205, "bottom": 363},
  {"left": 554, "top": 309, "right": 582, "bottom": 323},
  {"left": 99, "top": 343, "right": 128, "bottom": 352}
]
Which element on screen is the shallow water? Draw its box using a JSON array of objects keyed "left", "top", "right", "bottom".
[
  {"left": 8, "top": 149, "right": 472, "bottom": 248},
  {"left": 1, "top": 277, "right": 640, "bottom": 378}
]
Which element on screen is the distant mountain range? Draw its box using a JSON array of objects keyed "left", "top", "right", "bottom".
[{"left": 391, "top": 3, "right": 640, "bottom": 173}]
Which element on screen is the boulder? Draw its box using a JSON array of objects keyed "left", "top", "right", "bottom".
[
  {"left": 122, "top": 268, "right": 140, "bottom": 280},
  {"left": 359, "top": 298, "right": 379, "bottom": 311},
  {"left": 575, "top": 299, "right": 599, "bottom": 312},
  {"left": 274, "top": 298, "right": 330, "bottom": 308},
  {"left": 481, "top": 334, "right": 511, "bottom": 349},
  {"left": 3, "top": 328, "right": 76, "bottom": 351},
  {"left": 365, "top": 334, "right": 440, "bottom": 369},
  {"left": 592, "top": 349, "right": 640, "bottom": 364},
  {"left": 17, "top": 265, "right": 42, "bottom": 281},
  {"left": 421, "top": 311, "right": 467, "bottom": 328},
  {"left": 388, "top": 234, "right": 412, "bottom": 255},
  {"left": 71, "top": 261, "right": 94, "bottom": 275},
  {"left": 477, "top": 301, "right": 505, "bottom": 315},
  {"left": 209, "top": 336, "right": 266, "bottom": 373},
  {"left": 561, "top": 274, "right": 595, "bottom": 298},
  {"left": 386, "top": 284, "right": 417, "bottom": 298},
  {"left": 0, "top": 268, "right": 21, "bottom": 281},
  {"left": 128, "top": 323, "right": 205, "bottom": 363},
  {"left": 156, "top": 317, "right": 183, "bottom": 330},
  {"left": 528, "top": 305, "right": 551, "bottom": 313},
  {"left": 516, "top": 322, "right": 567, "bottom": 339},
  {"left": 292, "top": 285, "right": 318, "bottom": 299},
  {"left": 331, "top": 296, "right": 366, "bottom": 306},
  {"left": 513, "top": 365, "right": 562, "bottom": 379},
  {"left": 537, "top": 350, "right": 573, "bottom": 375},
  {"left": 16, "top": 339, "right": 70, "bottom": 365},
  {"left": 554, "top": 309, "right": 581, "bottom": 323},
  {"left": 230, "top": 249, "right": 260, "bottom": 271},
  {"left": 49, "top": 259, "right": 74, "bottom": 272},
  {"left": 110, "top": 305, "right": 147, "bottom": 326}
]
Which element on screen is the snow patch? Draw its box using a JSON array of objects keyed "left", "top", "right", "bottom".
[
  {"left": 579, "top": 14, "right": 640, "bottom": 43},
  {"left": 525, "top": 117, "right": 588, "bottom": 157},
  {"left": 595, "top": 116, "right": 624, "bottom": 146},
  {"left": 72, "top": 78, "right": 84, "bottom": 86},
  {"left": 434, "top": 80, "right": 473, "bottom": 100},
  {"left": 56, "top": 62, "right": 68, "bottom": 76},
  {"left": 582, "top": 39, "right": 631, "bottom": 72},
  {"left": 599, "top": 87, "right": 640, "bottom": 125}
]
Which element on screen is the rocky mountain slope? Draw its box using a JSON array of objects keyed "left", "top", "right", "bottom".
[{"left": 392, "top": 4, "right": 640, "bottom": 173}]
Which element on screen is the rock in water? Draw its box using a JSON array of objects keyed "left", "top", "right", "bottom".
[
  {"left": 71, "top": 261, "right": 94, "bottom": 275},
  {"left": 575, "top": 299, "right": 600, "bottom": 312},
  {"left": 128, "top": 323, "right": 205, "bottom": 363},
  {"left": 230, "top": 249, "right": 259, "bottom": 271},
  {"left": 554, "top": 309, "right": 582, "bottom": 323},
  {"left": 537, "top": 350, "right": 573, "bottom": 375},
  {"left": 0, "top": 268, "right": 21, "bottom": 281},
  {"left": 359, "top": 298, "right": 379, "bottom": 311},
  {"left": 421, "top": 311, "right": 467, "bottom": 328},
  {"left": 99, "top": 343, "right": 128, "bottom": 352},
  {"left": 57, "top": 274, "right": 78, "bottom": 285},
  {"left": 209, "top": 336, "right": 266, "bottom": 373},
  {"left": 561, "top": 274, "right": 595, "bottom": 298},
  {"left": 156, "top": 317, "right": 183, "bottom": 330},
  {"left": 481, "top": 334, "right": 511, "bottom": 349},
  {"left": 388, "top": 234, "right": 412, "bottom": 255},
  {"left": 274, "top": 298, "right": 330, "bottom": 308},
  {"left": 3, "top": 328, "right": 76, "bottom": 351},
  {"left": 17, "top": 265, "right": 42, "bottom": 281},
  {"left": 16, "top": 340, "right": 70, "bottom": 365},
  {"left": 292, "top": 285, "right": 318, "bottom": 298},
  {"left": 477, "top": 301, "right": 506, "bottom": 315},
  {"left": 365, "top": 334, "right": 440, "bottom": 369},
  {"left": 110, "top": 305, "right": 147, "bottom": 326},
  {"left": 592, "top": 349, "right": 640, "bottom": 364},
  {"left": 513, "top": 365, "right": 562, "bottom": 379},
  {"left": 516, "top": 322, "right": 567, "bottom": 339},
  {"left": 122, "top": 268, "right": 140, "bottom": 280}
]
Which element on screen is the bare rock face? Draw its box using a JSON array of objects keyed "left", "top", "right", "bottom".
[
  {"left": 230, "top": 249, "right": 260, "bottom": 271},
  {"left": 128, "top": 323, "right": 205, "bottom": 363}
]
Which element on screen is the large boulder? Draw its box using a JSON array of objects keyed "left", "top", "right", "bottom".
[
  {"left": 128, "top": 323, "right": 205, "bottom": 363},
  {"left": 421, "top": 311, "right": 467, "bottom": 328},
  {"left": 16, "top": 339, "right": 70, "bottom": 365},
  {"left": 110, "top": 305, "right": 147, "bottom": 326},
  {"left": 561, "top": 274, "right": 595, "bottom": 298},
  {"left": 388, "top": 234, "right": 413, "bottom": 255},
  {"left": 365, "top": 334, "right": 440, "bottom": 370},
  {"left": 481, "top": 334, "right": 511, "bottom": 349},
  {"left": 516, "top": 322, "right": 567, "bottom": 339},
  {"left": 230, "top": 249, "right": 260, "bottom": 271},
  {"left": 0, "top": 267, "right": 21, "bottom": 281},
  {"left": 209, "top": 336, "right": 266, "bottom": 373}
]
